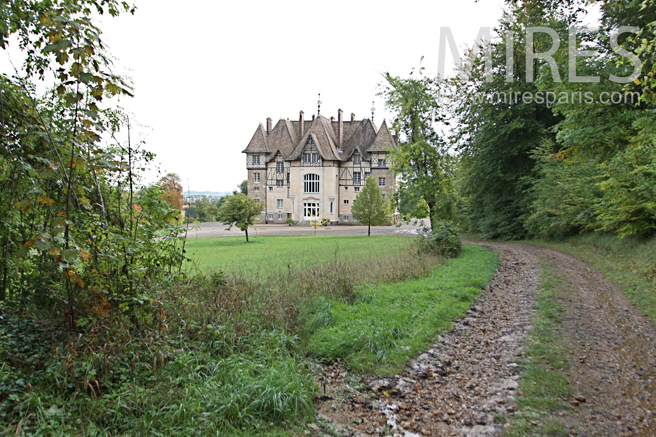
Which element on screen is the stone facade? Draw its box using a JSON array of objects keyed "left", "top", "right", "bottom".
[{"left": 243, "top": 109, "right": 397, "bottom": 224}]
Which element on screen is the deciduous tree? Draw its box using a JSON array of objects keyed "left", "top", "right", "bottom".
[
  {"left": 217, "top": 193, "right": 262, "bottom": 242},
  {"left": 379, "top": 69, "right": 455, "bottom": 233},
  {"left": 351, "top": 176, "right": 389, "bottom": 236},
  {"left": 158, "top": 173, "right": 183, "bottom": 211}
]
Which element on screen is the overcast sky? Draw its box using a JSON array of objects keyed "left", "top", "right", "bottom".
[{"left": 4, "top": 0, "right": 510, "bottom": 192}]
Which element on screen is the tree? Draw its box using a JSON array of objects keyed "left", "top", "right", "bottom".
[
  {"left": 196, "top": 197, "right": 219, "bottom": 222},
  {"left": 159, "top": 173, "right": 183, "bottom": 210},
  {"left": 351, "top": 176, "right": 389, "bottom": 236},
  {"left": 217, "top": 193, "right": 262, "bottom": 242},
  {"left": 238, "top": 180, "right": 248, "bottom": 194},
  {"left": 379, "top": 69, "right": 455, "bottom": 233}
]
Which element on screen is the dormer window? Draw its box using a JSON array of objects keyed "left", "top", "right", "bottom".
[
  {"left": 253, "top": 155, "right": 260, "bottom": 165},
  {"left": 276, "top": 161, "right": 284, "bottom": 173},
  {"left": 378, "top": 158, "right": 386, "bottom": 168},
  {"left": 353, "top": 154, "right": 361, "bottom": 165},
  {"left": 303, "top": 152, "right": 319, "bottom": 164}
]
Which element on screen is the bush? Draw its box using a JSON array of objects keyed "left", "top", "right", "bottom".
[{"left": 416, "top": 222, "right": 462, "bottom": 258}]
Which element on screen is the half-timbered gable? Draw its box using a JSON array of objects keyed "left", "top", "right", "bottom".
[{"left": 244, "top": 109, "right": 398, "bottom": 224}]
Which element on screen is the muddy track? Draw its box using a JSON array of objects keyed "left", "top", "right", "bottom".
[{"left": 312, "top": 243, "right": 656, "bottom": 437}]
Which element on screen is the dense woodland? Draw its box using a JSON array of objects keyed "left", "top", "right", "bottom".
[
  {"left": 449, "top": 0, "right": 656, "bottom": 240},
  {"left": 0, "top": 0, "right": 654, "bottom": 435}
]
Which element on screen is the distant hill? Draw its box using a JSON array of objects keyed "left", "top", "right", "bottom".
[{"left": 186, "top": 191, "right": 232, "bottom": 197}]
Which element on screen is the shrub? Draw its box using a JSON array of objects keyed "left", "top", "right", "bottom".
[{"left": 416, "top": 222, "right": 462, "bottom": 258}]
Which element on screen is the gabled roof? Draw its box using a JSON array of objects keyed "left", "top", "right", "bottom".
[
  {"left": 244, "top": 112, "right": 397, "bottom": 161},
  {"left": 288, "top": 116, "right": 340, "bottom": 161},
  {"left": 342, "top": 118, "right": 378, "bottom": 160},
  {"left": 366, "top": 120, "right": 397, "bottom": 153},
  {"left": 242, "top": 124, "right": 269, "bottom": 153},
  {"left": 265, "top": 119, "right": 297, "bottom": 162}
]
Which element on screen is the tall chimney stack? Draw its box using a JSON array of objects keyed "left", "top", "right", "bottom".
[
  {"left": 299, "top": 111, "right": 304, "bottom": 137},
  {"left": 351, "top": 113, "right": 355, "bottom": 122},
  {"left": 337, "top": 109, "right": 343, "bottom": 150},
  {"left": 266, "top": 117, "right": 272, "bottom": 135}
]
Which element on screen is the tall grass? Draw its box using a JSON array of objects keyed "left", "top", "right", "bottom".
[{"left": 1, "top": 236, "right": 447, "bottom": 436}]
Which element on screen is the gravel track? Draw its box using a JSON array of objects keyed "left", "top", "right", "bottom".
[{"left": 312, "top": 242, "right": 656, "bottom": 437}]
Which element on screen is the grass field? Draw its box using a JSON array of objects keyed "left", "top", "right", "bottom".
[
  {"left": 183, "top": 235, "right": 417, "bottom": 274},
  {"left": 302, "top": 243, "right": 499, "bottom": 374}
]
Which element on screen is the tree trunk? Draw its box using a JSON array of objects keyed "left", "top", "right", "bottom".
[
  {"left": 245, "top": 229, "right": 249, "bottom": 243},
  {"left": 368, "top": 223, "right": 371, "bottom": 236},
  {"left": 428, "top": 201, "right": 438, "bottom": 232}
]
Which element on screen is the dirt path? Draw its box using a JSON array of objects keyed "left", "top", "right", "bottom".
[{"left": 312, "top": 242, "right": 656, "bottom": 437}]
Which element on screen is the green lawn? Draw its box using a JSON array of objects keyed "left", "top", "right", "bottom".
[
  {"left": 302, "top": 243, "right": 499, "bottom": 374},
  {"left": 183, "top": 235, "right": 417, "bottom": 274}
]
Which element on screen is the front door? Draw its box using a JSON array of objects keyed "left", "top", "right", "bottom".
[{"left": 303, "top": 202, "right": 319, "bottom": 220}]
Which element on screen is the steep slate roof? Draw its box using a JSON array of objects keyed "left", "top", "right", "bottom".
[
  {"left": 342, "top": 118, "right": 378, "bottom": 160},
  {"left": 265, "top": 119, "right": 297, "bottom": 162},
  {"left": 366, "top": 120, "right": 396, "bottom": 153},
  {"left": 244, "top": 113, "right": 397, "bottom": 161},
  {"left": 242, "top": 124, "right": 269, "bottom": 154}
]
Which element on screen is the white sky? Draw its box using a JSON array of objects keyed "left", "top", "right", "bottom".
[{"left": 3, "top": 0, "right": 508, "bottom": 192}]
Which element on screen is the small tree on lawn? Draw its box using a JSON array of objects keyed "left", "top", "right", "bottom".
[
  {"left": 217, "top": 193, "right": 262, "bottom": 242},
  {"left": 351, "top": 176, "right": 389, "bottom": 236}
]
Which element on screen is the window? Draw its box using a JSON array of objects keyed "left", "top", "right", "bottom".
[
  {"left": 253, "top": 155, "right": 260, "bottom": 165},
  {"left": 269, "top": 186, "right": 273, "bottom": 191},
  {"left": 344, "top": 199, "right": 349, "bottom": 205},
  {"left": 303, "top": 152, "right": 319, "bottom": 164},
  {"left": 303, "top": 202, "right": 319, "bottom": 218},
  {"left": 254, "top": 173, "right": 260, "bottom": 183},
  {"left": 278, "top": 213, "right": 284, "bottom": 219},
  {"left": 354, "top": 187, "right": 360, "bottom": 193},
  {"left": 378, "top": 158, "right": 386, "bottom": 168},
  {"left": 276, "top": 180, "right": 284, "bottom": 187},
  {"left": 254, "top": 187, "right": 259, "bottom": 192},
  {"left": 365, "top": 171, "right": 371, "bottom": 180},
  {"left": 353, "top": 171, "right": 361, "bottom": 185},
  {"left": 330, "top": 202, "right": 333, "bottom": 213},
  {"left": 286, "top": 172, "right": 290, "bottom": 183},
  {"left": 378, "top": 177, "right": 386, "bottom": 186},
  {"left": 353, "top": 154, "right": 361, "bottom": 164},
  {"left": 268, "top": 213, "right": 273, "bottom": 219},
  {"left": 304, "top": 174, "right": 319, "bottom": 193},
  {"left": 276, "top": 199, "right": 283, "bottom": 209},
  {"left": 254, "top": 198, "right": 260, "bottom": 203},
  {"left": 343, "top": 215, "right": 349, "bottom": 221},
  {"left": 276, "top": 161, "right": 284, "bottom": 173}
]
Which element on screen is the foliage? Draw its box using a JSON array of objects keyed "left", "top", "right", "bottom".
[
  {"left": 416, "top": 222, "right": 463, "bottom": 258},
  {"left": 196, "top": 196, "right": 219, "bottom": 222},
  {"left": 238, "top": 179, "right": 248, "bottom": 194},
  {"left": 303, "top": 244, "right": 498, "bottom": 373},
  {"left": 217, "top": 193, "right": 262, "bottom": 242},
  {"left": 379, "top": 68, "right": 456, "bottom": 233},
  {"left": 158, "top": 172, "right": 183, "bottom": 211},
  {"left": 351, "top": 176, "right": 389, "bottom": 236},
  {"left": 449, "top": 10, "right": 562, "bottom": 240}
]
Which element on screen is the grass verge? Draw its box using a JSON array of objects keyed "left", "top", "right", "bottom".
[
  {"left": 302, "top": 243, "right": 499, "bottom": 374},
  {"left": 504, "top": 263, "right": 573, "bottom": 437}
]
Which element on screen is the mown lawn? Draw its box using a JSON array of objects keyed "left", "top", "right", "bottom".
[{"left": 183, "top": 235, "right": 417, "bottom": 274}]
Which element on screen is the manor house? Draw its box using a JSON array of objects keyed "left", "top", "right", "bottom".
[{"left": 243, "top": 109, "right": 398, "bottom": 224}]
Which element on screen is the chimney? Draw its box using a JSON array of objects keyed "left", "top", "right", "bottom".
[
  {"left": 299, "top": 111, "right": 304, "bottom": 137},
  {"left": 330, "top": 116, "right": 335, "bottom": 122},
  {"left": 338, "top": 109, "right": 343, "bottom": 149},
  {"left": 266, "top": 117, "right": 272, "bottom": 135},
  {"left": 351, "top": 113, "right": 355, "bottom": 122},
  {"left": 312, "top": 114, "right": 315, "bottom": 121}
]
